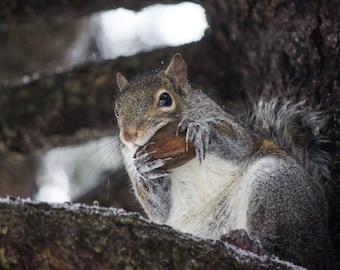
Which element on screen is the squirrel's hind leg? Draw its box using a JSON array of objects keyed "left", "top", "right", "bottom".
[{"left": 221, "top": 229, "right": 266, "bottom": 256}]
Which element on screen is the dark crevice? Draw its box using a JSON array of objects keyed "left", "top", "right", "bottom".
[{"left": 310, "top": 3, "right": 324, "bottom": 77}]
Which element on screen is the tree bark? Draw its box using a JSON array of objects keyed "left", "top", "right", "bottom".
[{"left": 0, "top": 198, "right": 302, "bottom": 270}]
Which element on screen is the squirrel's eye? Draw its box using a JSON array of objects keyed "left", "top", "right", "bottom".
[
  {"left": 159, "top": 92, "right": 172, "bottom": 107},
  {"left": 114, "top": 109, "right": 119, "bottom": 119}
]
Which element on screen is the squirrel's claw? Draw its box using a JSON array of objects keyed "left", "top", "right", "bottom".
[
  {"left": 135, "top": 156, "right": 169, "bottom": 180},
  {"left": 176, "top": 117, "right": 191, "bottom": 136},
  {"left": 179, "top": 118, "right": 211, "bottom": 163},
  {"left": 134, "top": 143, "right": 170, "bottom": 180}
]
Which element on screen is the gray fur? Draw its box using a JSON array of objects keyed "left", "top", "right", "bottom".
[
  {"left": 250, "top": 98, "right": 331, "bottom": 181},
  {"left": 116, "top": 54, "right": 335, "bottom": 269}
]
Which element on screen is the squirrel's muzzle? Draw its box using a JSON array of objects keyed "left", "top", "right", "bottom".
[{"left": 119, "top": 129, "right": 138, "bottom": 144}]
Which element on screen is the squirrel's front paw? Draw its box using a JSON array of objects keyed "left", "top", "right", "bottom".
[
  {"left": 178, "top": 118, "right": 211, "bottom": 162},
  {"left": 134, "top": 143, "right": 170, "bottom": 180}
]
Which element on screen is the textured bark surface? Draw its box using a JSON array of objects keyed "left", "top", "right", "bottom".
[{"left": 0, "top": 198, "right": 301, "bottom": 270}]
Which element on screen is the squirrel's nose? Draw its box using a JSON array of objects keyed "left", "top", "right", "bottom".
[{"left": 120, "top": 129, "right": 137, "bottom": 144}]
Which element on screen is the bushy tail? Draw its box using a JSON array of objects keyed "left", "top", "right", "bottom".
[{"left": 250, "top": 98, "right": 331, "bottom": 182}]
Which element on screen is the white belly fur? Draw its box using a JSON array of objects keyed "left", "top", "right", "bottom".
[{"left": 166, "top": 154, "right": 277, "bottom": 239}]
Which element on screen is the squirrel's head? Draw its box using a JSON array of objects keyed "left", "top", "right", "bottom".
[{"left": 115, "top": 53, "right": 191, "bottom": 149}]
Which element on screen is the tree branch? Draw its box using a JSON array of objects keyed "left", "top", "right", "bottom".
[{"left": 0, "top": 198, "right": 301, "bottom": 269}]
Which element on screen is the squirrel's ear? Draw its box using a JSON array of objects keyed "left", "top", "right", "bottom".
[
  {"left": 165, "top": 53, "right": 190, "bottom": 95},
  {"left": 116, "top": 72, "right": 129, "bottom": 90}
]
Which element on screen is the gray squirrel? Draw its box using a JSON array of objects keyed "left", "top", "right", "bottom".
[{"left": 114, "top": 53, "right": 335, "bottom": 269}]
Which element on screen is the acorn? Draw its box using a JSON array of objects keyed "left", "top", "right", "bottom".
[{"left": 134, "top": 121, "right": 195, "bottom": 170}]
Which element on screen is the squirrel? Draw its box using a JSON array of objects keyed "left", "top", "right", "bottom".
[{"left": 114, "top": 53, "right": 335, "bottom": 269}]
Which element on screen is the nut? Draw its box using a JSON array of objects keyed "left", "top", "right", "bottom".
[{"left": 134, "top": 121, "right": 195, "bottom": 170}]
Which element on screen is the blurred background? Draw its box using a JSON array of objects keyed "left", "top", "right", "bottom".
[
  {"left": 0, "top": 2, "right": 208, "bottom": 213},
  {"left": 1, "top": 2, "right": 207, "bottom": 81}
]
